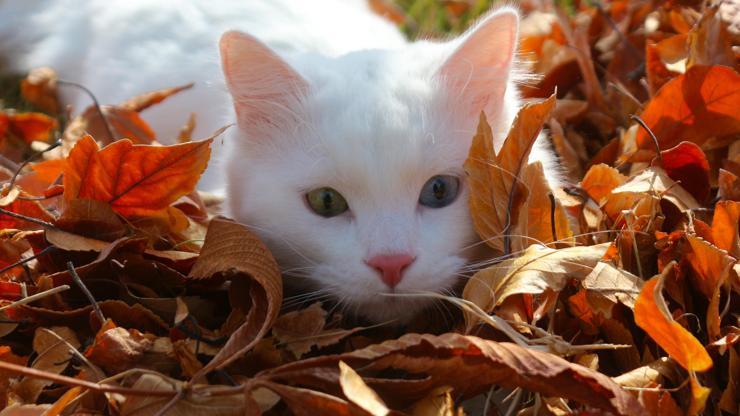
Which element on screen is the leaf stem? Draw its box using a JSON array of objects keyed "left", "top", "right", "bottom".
[
  {"left": 58, "top": 80, "right": 115, "bottom": 142},
  {"left": 0, "top": 207, "right": 56, "bottom": 228},
  {"left": 67, "top": 261, "right": 106, "bottom": 324},
  {"left": 0, "top": 245, "right": 56, "bottom": 276}
]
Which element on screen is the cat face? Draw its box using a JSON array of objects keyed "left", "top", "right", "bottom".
[{"left": 220, "top": 8, "right": 520, "bottom": 322}]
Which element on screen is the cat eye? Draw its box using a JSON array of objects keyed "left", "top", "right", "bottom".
[
  {"left": 306, "top": 187, "right": 349, "bottom": 217},
  {"left": 419, "top": 175, "right": 460, "bottom": 208}
]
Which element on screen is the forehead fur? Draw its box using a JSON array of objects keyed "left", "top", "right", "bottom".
[{"left": 247, "top": 43, "right": 473, "bottom": 188}]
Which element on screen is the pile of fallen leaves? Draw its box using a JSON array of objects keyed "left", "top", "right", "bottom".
[{"left": 0, "top": 1, "right": 739, "bottom": 415}]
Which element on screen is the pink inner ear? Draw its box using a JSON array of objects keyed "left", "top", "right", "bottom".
[
  {"left": 220, "top": 31, "right": 307, "bottom": 131},
  {"left": 438, "top": 10, "right": 519, "bottom": 118}
]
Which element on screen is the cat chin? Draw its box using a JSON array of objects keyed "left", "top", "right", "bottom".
[{"left": 345, "top": 295, "right": 434, "bottom": 324}]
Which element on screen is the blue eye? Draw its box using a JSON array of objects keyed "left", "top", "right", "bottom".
[{"left": 419, "top": 175, "right": 460, "bottom": 208}]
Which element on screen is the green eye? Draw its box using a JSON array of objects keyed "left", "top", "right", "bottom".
[{"left": 306, "top": 187, "right": 349, "bottom": 217}]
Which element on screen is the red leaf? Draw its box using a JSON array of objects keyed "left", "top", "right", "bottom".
[{"left": 658, "top": 141, "right": 710, "bottom": 202}]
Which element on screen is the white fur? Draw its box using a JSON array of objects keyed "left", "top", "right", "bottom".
[{"left": 1, "top": 1, "right": 560, "bottom": 323}]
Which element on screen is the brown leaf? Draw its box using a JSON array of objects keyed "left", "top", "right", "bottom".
[
  {"left": 55, "top": 199, "right": 127, "bottom": 242},
  {"left": 465, "top": 94, "right": 556, "bottom": 252},
  {"left": 116, "top": 374, "right": 247, "bottom": 416},
  {"left": 85, "top": 322, "right": 156, "bottom": 375},
  {"left": 263, "top": 333, "right": 646, "bottom": 415},
  {"left": 188, "top": 218, "right": 281, "bottom": 377},
  {"left": 259, "top": 381, "right": 355, "bottom": 416},
  {"left": 14, "top": 327, "right": 80, "bottom": 403},
  {"left": 44, "top": 227, "right": 111, "bottom": 252},
  {"left": 583, "top": 262, "right": 644, "bottom": 310},
  {"left": 273, "top": 302, "right": 363, "bottom": 359},
  {"left": 687, "top": 6, "right": 736, "bottom": 69}
]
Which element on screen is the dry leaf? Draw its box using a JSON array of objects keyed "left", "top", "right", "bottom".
[
  {"left": 687, "top": 6, "right": 735, "bottom": 69},
  {"left": 14, "top": 327, "right": 80, "bottom": 403},
  {"left": 187, "top": 218, "right": 281, "bottom": 377},
  {"left": 117, "top": 374, "right": 247, "bottom": 416},
  {"left": 338, "top": 361, "right": 389, "bottom": 416},
  {"left": 583, "top": 262, "right": 644, "bottom": 309},
  {"left": 463, "top": 243, "right": 609, "bottom": 329},
  {"left": 262, "top": 333, "right": 645, "bottom": 415},
  {"left": 465, "top": 94, "right": 557, "bottom": 252}
]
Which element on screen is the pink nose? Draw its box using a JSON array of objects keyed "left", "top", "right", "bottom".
[{"left": 366, "top": 254, "right": 415, "bottom": 288}]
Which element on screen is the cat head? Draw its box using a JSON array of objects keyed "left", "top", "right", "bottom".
[{"left": 219, "top": 7, "right": 520, "bottom": 323}]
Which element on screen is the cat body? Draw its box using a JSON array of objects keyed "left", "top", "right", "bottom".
[{"left": 1, "top": 1, "right": 560, "bottom": 322}]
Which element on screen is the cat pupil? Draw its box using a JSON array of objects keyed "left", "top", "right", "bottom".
[
  {"left": 322, "top": 191, "right": 333, "bottom": 209},
  {"left": 433, "top": 180, "right": 446, "bottom": 200}
]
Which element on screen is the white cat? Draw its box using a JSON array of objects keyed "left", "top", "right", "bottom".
[{"left": 1, "top": 0, "right": 560, "bottom": 323}]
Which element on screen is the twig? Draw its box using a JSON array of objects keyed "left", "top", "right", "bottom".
[
  {"left": 0, "top": 360, "right": 175, "bottom": 397},
  {"left": 0, "top": 245, "right": 56, "bottom": 276},
  {"left": 0, "top": 285, "right": 70, "bottom": 311},
  {"left": 67, "top": 261, "right": 105, "bottom": 324},
  {"left": 153, "top": 389, "right": 187, "bottom": 416},
  {"left": 0, "top": 207, "right": 56, "bottom": 228},
  {"left": 8, "top": 138, "right": 62, "bottom": 191},
  {"left": 58, "top": 80, "right": 115, "bottom": 142},
  {"left": 548, "top": 192, "right": 558, "bottom": 244},
  {"left": 0, "top": 360, "right": 253, "bottom": 398},
  {"left": 630, "top": 115, "right": 662, "bottom": 162}
]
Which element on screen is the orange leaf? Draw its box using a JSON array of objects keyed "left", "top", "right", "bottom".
[
  {"left": 0, "top": 111, "right": 58, "bottom": 143},
  {"left": 119, "top": 83, "right": 194, "bottom": 112},
  {"left": 20, "top": 67, "right": 59, "bottom": 114},
  {"left": 712, "top": 201, "right": 740, "bottom": 258},
  {"left": 581, "top": 163, "right": 627, "bottom": 203},
  {"left": 634, "top": 262, "right": 713, "bottom": 372},
  {"left": 685, "top": 235, "right": 734, "bottom": 299},
  {"left": 688, "top": 372, "right": 711, "bottom": 416},
  {"left": 63, "top": 133, "right": 215, "bottom": 216},
  {"left": 718, "top": 168, "right": 740, "bottom": 201},
  {"left": 645, "top": 43, "right": 679, "bottom": 95},
  {"left": 634, "top": 65, "right": 740, "bottom": 154},
  {"left": 31, "top": 159, "right": 65, "bottom": 185},
  {"left": 0, "top": 197, "right": 54, "bottom": 230}
]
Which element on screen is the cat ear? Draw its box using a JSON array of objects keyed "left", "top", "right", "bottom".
[
  {"left": 220, "top": 31, "right": 307, "bottom": 131},
  {"left": 437, "top": 8, "right": 518, "bottom": 118}
]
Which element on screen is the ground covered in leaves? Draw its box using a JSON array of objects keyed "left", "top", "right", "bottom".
[{"left": 0, "top": 1, "right": 739, "bottom": 415}]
